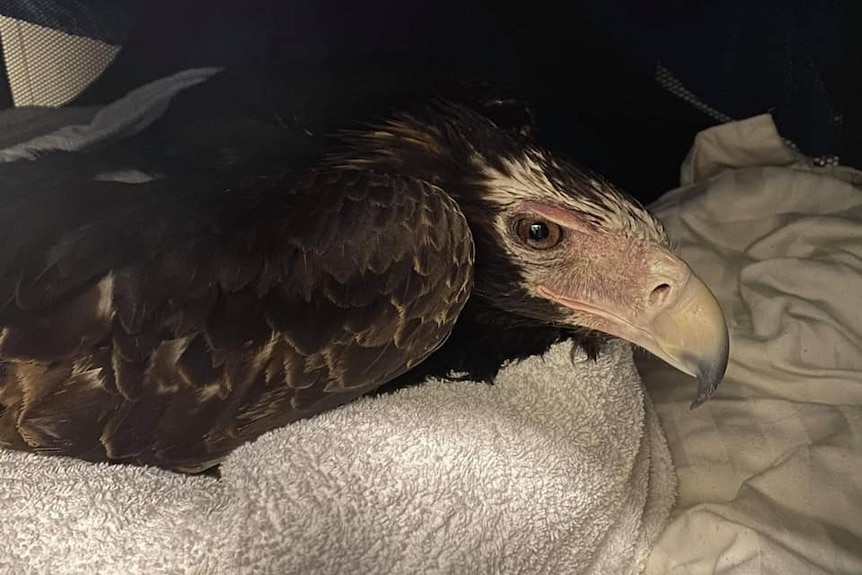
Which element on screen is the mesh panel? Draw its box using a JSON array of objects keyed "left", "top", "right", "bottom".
[
  {"left": 656, "top": 63, "right": 840, "bottom": 167},
  {"left": 655, "top": 65, "right": 732, "bottom": 124},
  {"left": 0, "top": 15, "right": 119, "bottom": 107},
  {"left": 0, "top": 0, "right": 139, "bottom": 45},
  {"left": 582, "top": 0, "right": 843, "bottom": 164},
  {"left": 813, "top": 155, "right": 840, "bottom": 167}
]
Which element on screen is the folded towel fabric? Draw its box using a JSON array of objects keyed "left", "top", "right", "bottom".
[{"left": 0, "top": 340, "right": 673, "bottom": 575}]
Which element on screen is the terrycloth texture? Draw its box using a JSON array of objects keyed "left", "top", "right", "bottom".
[
  {"left": 0, "top": 71, "right": 674, "bottom": 574},
  {"left": 0, "top": 341, "right": 673, "bottom": 575},
  {"left": 642, "top": 115, "right": 862, "bottom": 574}
]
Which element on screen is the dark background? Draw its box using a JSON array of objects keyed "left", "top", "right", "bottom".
[{"left": 1, "top": 0, "right": 856, "bottom": 206}]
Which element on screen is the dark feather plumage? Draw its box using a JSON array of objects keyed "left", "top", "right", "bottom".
[
  {"left": 0, "top": 153, "right": 474, "bottom": 471},
  {"left": 0, "top": 70, "right": 616, "bottom": 472}
]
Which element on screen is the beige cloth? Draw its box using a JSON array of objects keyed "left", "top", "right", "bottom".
[{"left": 643, "top": 114, "right": 862, "bottom": 574}]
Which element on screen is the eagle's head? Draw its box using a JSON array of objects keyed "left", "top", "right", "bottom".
[{"left": 339, "top": 101, "right": 729, "bottom": 406}]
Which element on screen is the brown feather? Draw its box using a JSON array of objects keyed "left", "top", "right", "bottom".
[{"left": 0, "top": 165, "right": 473, "bottom": 472}]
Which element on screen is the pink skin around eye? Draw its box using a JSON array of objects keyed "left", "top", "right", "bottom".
[{"left": 513, "top": 201, "right": 596, "bottom": 234}]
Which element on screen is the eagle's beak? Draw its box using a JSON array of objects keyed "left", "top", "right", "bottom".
[
  {"left": 629, "top": 271, "right": 729, "bottom": 407},
  {"left": 539, "top": 248, "right": 729, "bottom": 407}
]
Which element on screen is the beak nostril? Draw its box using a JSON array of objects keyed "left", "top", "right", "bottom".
[{"left": 649, "top": 283, "right": 672, "bottom": 308}]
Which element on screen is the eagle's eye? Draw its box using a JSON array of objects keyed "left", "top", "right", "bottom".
[{"left": 514, "top": 217, "right": 563, "bottom": 249}]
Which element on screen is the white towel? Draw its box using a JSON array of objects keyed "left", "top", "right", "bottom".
[
  {"left": 0, "top": 341, "right": 674, "bottom": 575},
  {"left": 0, "top": 71, "right": 676, "bottom": 574}
]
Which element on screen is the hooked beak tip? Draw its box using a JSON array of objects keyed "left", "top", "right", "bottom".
[{"left": 689, "top": 332, "right": 730, "bottom": 409}]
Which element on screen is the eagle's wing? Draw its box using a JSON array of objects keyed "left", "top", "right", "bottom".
[{"left": 0, "top": 158, "right": 473, "bottom": 472}]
